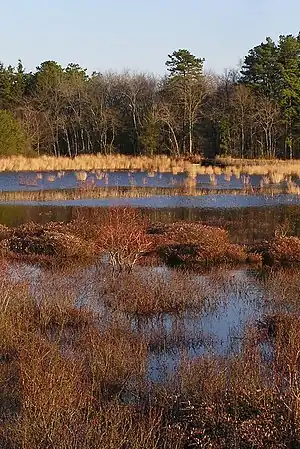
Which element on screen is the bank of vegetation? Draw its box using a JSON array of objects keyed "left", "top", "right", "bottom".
[
  {"left": 0, "top": 207, "right": 299, "bottom": 269},
  {"left": 1, "top": 33, "right": 300, "bottom": 162}
]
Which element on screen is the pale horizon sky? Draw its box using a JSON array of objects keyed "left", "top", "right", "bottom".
[{"left": 2, "top": 0, "right": 300, "bottom": 75}]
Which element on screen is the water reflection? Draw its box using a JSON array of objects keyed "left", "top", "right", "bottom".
[
  {"left": 4, "top": 261, "right": 285, "bottom": 383},
  {"left": 2, "top": 204, "right": 300, "bottom": 244},
  {"left": 0, "top": 171, "right": 282, "bottom": 192}
]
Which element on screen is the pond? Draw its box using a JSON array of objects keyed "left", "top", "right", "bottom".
[
  {"left": 1, "top": 169, "right": 300, "bottom": 196},
  {"left": 7, "top": 260, "right": 300, "bottom": 384},
  {"left": 2, "top": 169, "right": 300, "bottom": 388},
  {"left": 0, "top": 170, "right": 279, "bottom": 191}
]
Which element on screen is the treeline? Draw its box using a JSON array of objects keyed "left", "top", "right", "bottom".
[{"left": 1, "top": 33, "right": 300, "bottom": 159}]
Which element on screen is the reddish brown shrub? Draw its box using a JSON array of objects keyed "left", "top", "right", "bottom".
[
  {"left": 259, "top": 236, "right": 300, "bottom": 266},
  {"left": 153, "top": 222, "right": 248, "bottom": 266},
  {"left": 96, "top": 207, "right": 153, "bottom": 270}
]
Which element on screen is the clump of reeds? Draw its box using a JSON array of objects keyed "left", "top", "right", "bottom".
[
  {"left": 286, "top": 180, "right": 300, "bottom": 194},
  {"left": 263, "top": 268, "right": 300, "bottom": 310},
  {"left": 75, "top": 170, "right": 88, "bottom": 182},
  {"left": 100, "top": 268, "right": 208, "bottom": 317}
]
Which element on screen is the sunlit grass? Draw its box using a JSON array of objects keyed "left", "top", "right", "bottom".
[
  {"left": 4, "top": 154, "right": 300, "bottom": 177},
  {"left": 0, "top": 186, "right": 289, "bottom": 203}
]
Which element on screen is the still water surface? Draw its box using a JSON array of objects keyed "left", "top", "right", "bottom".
[
  {"left": 7, "top": 261, "right": 298, "bottom": 383},
  {"left": 0, "top": 171, "right": 272, "bottom": 191}
]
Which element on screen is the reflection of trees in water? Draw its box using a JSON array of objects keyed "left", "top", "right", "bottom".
[
  {"left": 3, "top": 204, "right": 300, "bottom": 244},
  {"left": 0, "top": 205, "right": 73, "bottom": 227}
]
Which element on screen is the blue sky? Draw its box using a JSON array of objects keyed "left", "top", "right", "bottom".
[{"left": 2, "top": 0, "right": 300, "bottom": 75}]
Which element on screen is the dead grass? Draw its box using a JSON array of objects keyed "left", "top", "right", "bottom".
[
  {"left": 3, "top": 154, "right": 300, "bottom": 178},
  {"left": 0, "top": 154, "right": 194, "bottom": 174},
  {"left": 174, "top": 312, "right": 300, "bottom": 448},
  {"left": 0, "top": 186, "right": 283, "bottom": 203},
  {"left": 100, "top": 268, "right": 208, "bottom": 316},
  {"left": 3, "top": 243, "right": 300, "bottom": 447},
  {"left": 0, "top": 275, "right": 183, "bottom": 449}
]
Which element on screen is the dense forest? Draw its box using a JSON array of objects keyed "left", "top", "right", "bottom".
[{"left": 2, "top": 33, "right": 300, "bottom": 159}]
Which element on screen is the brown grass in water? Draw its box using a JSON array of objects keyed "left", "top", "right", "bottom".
[
  {"left": 0, "top": 185, "right": 284, "bottom": 203},
  {"left": 0, "top": 275, "right": 182, "bottom": 449},
  {"left": 100, "top": 268, "right": 208, "bottom": 317},
  {"left": 3, "top": 248, "right": 300, "bottom": 446},
  {"left": 175, "top": 312, "right": 300, "bottom": 448}
]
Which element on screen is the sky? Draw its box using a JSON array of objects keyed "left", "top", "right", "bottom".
[{"left": 2, "top": 0, "right": 300, "bottom": 76}]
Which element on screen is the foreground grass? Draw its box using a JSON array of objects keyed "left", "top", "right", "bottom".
[
  {"left": 1, "top": 258, "right": 300, "bottom": 446},
  {"left": 0, "top": 275, "right": 178, "bottom": 449}
]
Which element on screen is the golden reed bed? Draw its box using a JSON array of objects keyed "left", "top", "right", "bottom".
[
  {"left": 0, "top": 185, "right": 287, "bottom": 203},
  {"left": 3, "top": 154, "right": 300, "bottom": 177}
]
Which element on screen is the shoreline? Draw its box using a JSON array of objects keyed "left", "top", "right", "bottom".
[{"left": 2, "top": 154, "right": 300, "bottom": 176}]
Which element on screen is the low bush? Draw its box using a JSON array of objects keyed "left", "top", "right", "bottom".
[
  {"left": 258, "top": 235, "right": 300, "bottom": 266},
  {"left": 0, "top": 221, "right": 95, "bottom": 261},
  {"left": 152, "top": 222, "right": 248, "bottom": 266}
]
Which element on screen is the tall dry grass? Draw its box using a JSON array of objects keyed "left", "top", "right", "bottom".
[
  {"left": 100, "top": 268, "right": 208, "bottom": 316},
  {"left": 0, "top": 272, "right": 183, "bottom": 449},
  {"left": 0, "top": 154, "right": 194, "bottom": 174},
  {"left": 175, "top": 314, "right": 300, "bottom": 448},
  {"left": 3, "top": 236, "right": 300, "bottom": 447},
  {"left": 4, "top": 154, "right": 300, "bottom": 177},
  {"left": 0, "top": 184, "right": 287, "bottom": 203}
]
